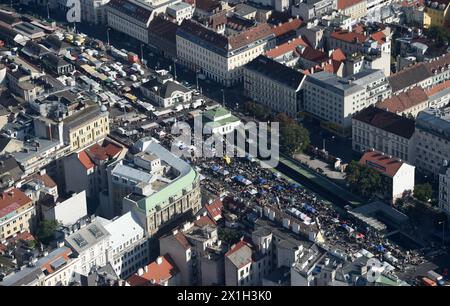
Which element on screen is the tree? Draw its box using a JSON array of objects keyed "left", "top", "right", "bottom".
[
  {"left": 242, "top": 101, "right": 272, "bottom": 121},
  {"left": 414, "top": 183, "right": 433, "bottom": 202},
  {"left": 36, "top": 220, "right": 60, "bottom": 245},
  {"left": 428, "top": 26, "right": 450, "bottom": 46},
  {"left": 275, "top": 113, "right": 310, "bottom": 155},
  {"left": 218, "top": 228, "right": 242, "bottom": 245},
  {"left": 345, "top": 161, "right": 383, "bottom": 198}
]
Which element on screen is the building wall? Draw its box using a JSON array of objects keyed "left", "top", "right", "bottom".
[
  {"left": 63, "top": 153, "right": 93, "bottom": 198},
  {"left": 340, "top": 0, "right": 367, "bottom": 19},
  {"left": 42, "top": 191, "right": 88, "bottom": 226},
  {"left": 413, "top": 128, "right": 450, "bottom": 177},
  {"left": 159, "top": 235, "right": 193, "bottom": 285},
  {"left": 67, "top": 113, "right": 109, "bottom": 152},
  {"left": 107, "top": 9, "right": 152, "bottom": 44},
  {"left": 392, "top": 164, "right": 415, "bottom": 200},
  {"left": 352, "top": 119, "right": 414, "bottom": 163},
  {"left": 439, "top": 167, "right": 450, "bottom": 216},
  {"left": 243, "top": 68, "right": 301, "bottom": 118},
  {"left": 176, "top": 35, "right": 272, "bottom": 87},
  {"left": 0, "top": 200, "right": 35, "bottom": 240}
]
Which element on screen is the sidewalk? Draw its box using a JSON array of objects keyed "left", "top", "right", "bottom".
[{"left": 294, "top": 152, "right": 346, "bottom": 181}]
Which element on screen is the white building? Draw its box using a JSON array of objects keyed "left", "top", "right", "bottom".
[
  {"left": 244, "top": 55, "right": 306, "bottom": 118},
  {"left": 80, "top": 0, "right": 110, "bottom": 24},
  {"left": 64, "top": 220, "right": 111, "bottom": 275},
  {"left": 100, "top": 212, "right": 149, "bottom": 279},
  {"left": 359, "top": 150, "right": 415, "bottom": 202},
  {"left": 352, "top": 106, "right": 416, "bottom": 163},
  {"left": 176, "top": 19, "right": 275, "bottom": 86},
  {"left": 438, "top": 162, "right": 450, "bottom": 217},
  {"left": 166, "top": 2, "right": 193, "bottom": 24},
  {"left": 291, "top": 0, "right": 337, "bottom": 22},
  {"left": 41, "top": 191, "right": 88, "bottom": 226},
  {"left": 141, "top": 73, "right": 193, "bottom": 108},
  {"left": 303, "top": 71, "right": 367, "bottom": 135},
  {"left": 202, "top": 107, "right": 241, "bottom": 135}
]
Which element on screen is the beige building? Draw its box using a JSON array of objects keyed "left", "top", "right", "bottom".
[
  {"left": 352, "top": 107, "right": 415, "bottom": 163},
  {"left": 0, "top": 188, "right": 35, "bottom": 241},
  {"left": 120, "top": 139, "right": 202, "bottom": 235},
  {"left": 337, "top": 0, "right": 367, "bottom": 20},
  {"left": 176, "top": 19, "right": 275, "bottom": 86}
]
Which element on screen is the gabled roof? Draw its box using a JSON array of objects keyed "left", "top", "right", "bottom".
[
  {"left": 205, "top": 198, "right": 223, "bottom": 220},
  {"left": 359, "top": 150, "right": 406, "bottom": 177},
  {"left": 426, "top": 79, "right": 450, "bottom": 97},
  {"left": 265, "top": 37, "right": 309, "bottom": 58},
  {"left": 173, "top": 231, "right": 192, "bottom": 250},
  {"left": 376, "top": 86, "right": 428, "bottom": 113},
  {"left": 78, "top": 150, "right": 94, "bottom": 170},
  {"left": 194, "top": 214, "right": 216, "bottom": 227},
  {"left": 353, "top": 106, "right": 415, "bottom": 139},
  {"left": 271, "top": 18, "right": 302, "bottom": 38},
  {"left": 331, "top": 48, "right": 346, "bottom": 61},
  {"left": 330, "top": 30, "right": 367, "bottom": 44},
  {"left": 86, "top": 142, "right": 122, "bottom": 161}
]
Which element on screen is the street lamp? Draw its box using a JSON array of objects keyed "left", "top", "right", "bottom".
[
  {"left": 173, "top": 58, "right": 177, "bottom": 80},
  {"left": 106, "top": 28, "right": 111, "bottom": 47},
  {"left": 47, "top": 3, "right": 50, "bottom": 20},
  {"left": 140, "top": 43, "right": 144, "bottom": 63}
]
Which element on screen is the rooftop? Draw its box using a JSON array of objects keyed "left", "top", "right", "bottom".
[
  {"left": 107, "top": 0, "right": 154, "bottom": 24},
  {"left": 0, "top": 188, "right": 32, "bottom": 219},
  {"left": 246, "top": 55, "right": 305, "bottom": 89},
  {"left": 353, "top": 107, "right": 415, "bottom": 139},
  {"left": 376, "top": 87, "right": 428, "bottom": 114},
  {"left": 127, "top": 254, "right": 178, "bottom": 286},
  {"left": 359, "top": 150, "right": 407, "bottom": 177}
]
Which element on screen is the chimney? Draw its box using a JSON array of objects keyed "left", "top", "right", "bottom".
[
  {"left": 172, "top": 229, "right": 178, "bottom": 235},
  {"left": 137, "top": 268, "right": 144, "bottom": 276},
  {"left": 196, "top": 215, "right": 201, "bottom": 220},
  {"left": 156, "top": 256, "right": 163, "bottom": 265},
  {"left": 144, "top": 265, "right": 148, "bottom": 272}
]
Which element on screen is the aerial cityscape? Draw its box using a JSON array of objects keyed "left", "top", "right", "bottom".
[{"left": 0, "top": 0, "right": 449, "bottom": 290}]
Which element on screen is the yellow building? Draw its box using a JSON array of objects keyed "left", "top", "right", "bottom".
[
  {"left": 0, "top": 189, "right": 35, "bottom": 240},
  {"left": 424, "top": 0, "right": 450, "bottom": 28},
  {"left": 64, "top": 105, "right": 110, "bottom": 152}
]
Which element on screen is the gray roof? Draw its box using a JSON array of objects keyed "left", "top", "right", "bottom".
[
  {"left": 416, "top": 107, "right": 450, "bottom": 142},
  {"left": 245, "top": 55, "right": 305, "bottom": 90},
  {"left": 306, "top": 71, "right": 364, "bottom": 95},
  {"left": 65, "top": 221, "right": 110, "bottom": 254},
  {"left": 226, "top": 241, "right": 253, "bottom": 268},
  {"left": 350, "top": 69, "right": 386, "bottom": 87},
  {"left": 111, "top": 163, "right": 153, "bottom": 184},
  {"left": 142, "top": 78, "right": 191, "bottom": 98}
]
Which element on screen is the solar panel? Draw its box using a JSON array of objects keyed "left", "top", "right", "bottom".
[
  {"left": 88, "top": 225, "right": 104, "bottom": 239},
  {"left": 73, "top": 234, "right": 88, "bottom": 247}
]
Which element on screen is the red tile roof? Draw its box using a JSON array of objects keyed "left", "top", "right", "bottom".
[
  {"left": 225, "top": 240, "right": 251, "bottom": 257},
  {"left": 337, "top": 0, "right": 365, "bottom": 9},
  {"left": 330, "top": 30, "right": 367, "bottom": 43},
  {"left": 376, "top": 87, "right": 428, "bottom": 113},
  {"left": 0, "top": 189, "right": 33, "bottom": 219},
  {"left": 194, "top": 215, "right": 216, "bottom": 227},
  {"left": 331, "top": 48, "right": 346, "bottom": 61},
  {"left": 87, "top": 142, "right": 122, "bottom": 161},
  {"left": 265, "top": 37, "right": 309, "bottom": 58},
  {"left": 205, "top": 198, "right": 223, "bottom": 220},
  {"left": 300, "top": 46, "right": 329, "bottom": 63},
  {"left": 26, "top": 173, "right": 57, "bottom": 188},
  {"left": 127, "top": 254, "right": 179, "bottom": 286},
  {"left": 271, "top": 18, "right": 302, "bottom": 38},
  {"left": 359, "top": 150, "right": 404, "bottom": 177},
  {"left": 426, "top": 79, "right": 450, "bottom": 97},
  {"left": 370, "top": 31, "right": 387, "bottom": 45},
  {"left": 78, "top": 151, "right": 94, "bottom": 170},
  {"left": 174, "top": 231, "right": 191, "bottom": 250}
]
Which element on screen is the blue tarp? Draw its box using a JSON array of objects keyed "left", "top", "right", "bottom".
[
  {"left": 377, "top": 245, "right": 386, "bottom": 252},
  {"left": 234, "top": 175, "right": 245, "bottom": 182},
  {"left": 274, "top": 185, "right": 285, "bottom": 191},
  {"left": 303, "top": 204, "right": 316, "bottom": 214},
  {"left": 211, "top": 165, "right": 220, "bottom": 172},
  {"left": 256, "top": 177, "right": 267, "bottom": 184},
  {"left": 290, "top": 183, "right": 301, "bottom": 189}
]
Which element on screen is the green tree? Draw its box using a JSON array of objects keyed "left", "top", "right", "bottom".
[
  {"left": 218, "top": 228, "right": 242, "bottom": 245},
  {"left": 275, "top": 113, "right": 310, "bottom": 155},
  {"left": 428, "top": 26, "right": 450, "bottom": 45},
  {"left": 36, "top": 220, "right": 60, "bottom": 245},
  {"left": 345, "top": 161, "right": 383, "bottom": 198},
  {"left": 414, "top": 183, "right": 433, "bottom": 202}
]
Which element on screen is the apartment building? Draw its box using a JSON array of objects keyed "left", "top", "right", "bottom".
[
  {"left": 337, "top": 0, "right": 367, "bottom": 20},
  {"left": 80, "top": 0, "right": 110, "bottom": 25},
  {"left": 414, "top": 108, "right": 450, "bottom": 177},
  {"left": 291, "top": 0, "right": 337, "bottom": 22},
  {"left": 101, "top": 212, "right": 149, "bottom": 279},
  {"left": 244, "top": 55, "right": 306, "bottom": 118},
  {"left": 107, "top": 0, "right": 155, "bottom": 44},
  {"left": 388, "top": 53, "right": 450, "bottom": 94},
  {"left": 359, "top": 150, "right": 415, "bottom": 202},
  {"left": 376, "top": 86, "right": 430, "bottom": 118},
  {"left": 176, "top": 19, "right": 275, "bottom": 86},
  {"left": 302, "top": 71, "right": 366, "bottom": 135},
  {"left": 0, "top": 188, "right": 35, "bottom": 241},
  {"left": 167, "top": 2, "right": 193, "bottom": 24},
  {"left": 352, "top": 106, "right": 415, "bottom": 163},
  {"left": 121, "top": 138, "right": 201, "bottom": 236},
  {"left": 64, "top": 220, "right": 111, "bottom": 275},
  {"left": 127, "top": 254, "right": 181, "bottom": 286}
]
